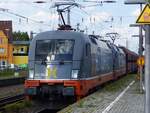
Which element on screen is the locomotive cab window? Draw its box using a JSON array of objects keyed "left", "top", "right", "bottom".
[{"left": 35, "top": 39, "right": 74, "bottom": 61}]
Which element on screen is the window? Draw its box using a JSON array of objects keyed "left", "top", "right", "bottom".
[
  {"left": 86, "top": 43, "right": 91, "bottom": 56},
  {"left": 0, "top": 48, "right": 5, "bottom": 53},
  {"left": 0, "top": 39, "right": 2, "bottom": 44},
  {"left": 21, "top": 48, "right": 24, "bottom": 52},
  {"left": 35, "top": 39, "right": 74, "bottom": 61},
  {"left": 36, "top": 40, "right": 51, "bottom": 55},
  {"left": 19, "top": 48, "right": 24, "bottom": 53},
  {"left": 55, "top": 40, "right": 74, "bottom": 54},
  {"left": 89, "top": 36, "right": 97, "bottom": 45},
  {"left": 2, "top": 61, "right": 5, "bottom": 66},
  {"left": 0, "top": 60, "right": 7, "bottom": 68}
]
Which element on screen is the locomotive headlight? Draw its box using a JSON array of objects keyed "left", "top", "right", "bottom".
[
  {"left": 29, "top": 70, "right": 34, "bottom": 79},
  {"left": 71, "top": 70, "right": 79, "bottom": 79}
]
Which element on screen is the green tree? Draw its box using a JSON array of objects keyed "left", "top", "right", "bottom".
[
  {"left": 12, "top": 31, "right": 29, "bottom": 41},
  {"left": 146, "top": 0, "right": 150, "bottom": 3}
]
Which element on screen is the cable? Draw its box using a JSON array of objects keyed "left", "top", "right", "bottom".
[
  {"left": 0, "top": 11, "right": 51, "bottom": 33},
  {"left": 0, "top": 7, "right": 51, "bottom": 27}
]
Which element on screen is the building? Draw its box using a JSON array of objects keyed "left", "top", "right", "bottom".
[
  {"left": 0, "top": 21, "right": 29, "bottom": 68},
  {"left": 0, "top": 30, "right": 13, "bottom": 68},
  {"left": 0, "top": 21, "right": 13, "bottom": 42},
  {"left": 12, "top": 41, "right": 29, "bottom": 67}
]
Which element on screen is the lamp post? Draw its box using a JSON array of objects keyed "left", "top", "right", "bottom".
[{"left": 30, "top": 31, "right": 37, "bottom": 40}]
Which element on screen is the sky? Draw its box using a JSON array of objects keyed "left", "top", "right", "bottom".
[{"left": 0, "top": 0, "right": 145, "bottom": 53}]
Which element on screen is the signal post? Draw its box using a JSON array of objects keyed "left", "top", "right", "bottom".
[
  {"left": 136, "top": 3, "right": 150, "bottom": 113},
  {"left": 145, "top": 24, "right": 150, "bottom": 113}
]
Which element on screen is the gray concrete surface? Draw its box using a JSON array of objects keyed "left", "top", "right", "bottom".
[
  {"left": 58, "top": 75, "right": 144, "bottom": 113},
  {"left": 106, "top": 81, "right": 144, "bottom": 113}
]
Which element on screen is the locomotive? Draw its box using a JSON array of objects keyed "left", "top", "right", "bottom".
[{"left": 25, "top": 30, "right": 138, "bottom": 103}]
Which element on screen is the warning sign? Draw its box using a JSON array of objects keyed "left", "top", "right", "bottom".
[
  {"left": 137, "top": 56, "right": 145, "bottom": 66},
  {"left": 136, "top": 4, "right": 150, "bottom": 24}
]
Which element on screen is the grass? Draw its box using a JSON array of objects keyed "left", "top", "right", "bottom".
[
  {"left": 103, "top": 74, "right": 136, "bottom": 92},
  {"left": 0, "top": 69, "right": 14, "bottom": 78},
  {"left": 77, "top": 100, "right": 85, "bottom": 108},
  {"left": 3, "top": 100, "right": 32, "bottom": 113},
  {"left": 0, "top": 69, "right": 27, "bottom": 79}
]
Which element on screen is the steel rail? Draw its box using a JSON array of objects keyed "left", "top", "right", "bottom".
[
  {"left": 0, "top": 93, "right": 25, "bottom": 111},
  {"left": 0, "top": 77, "right": 25, "bottom": 87}
]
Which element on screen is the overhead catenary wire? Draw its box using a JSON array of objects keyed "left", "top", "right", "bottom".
[
  {"left": 0, "top": 11, "right": 51, "bottom": 33},
  {"left": 0, "top": 0, "right": 136, "bottom": 35},
  {"left": 0, "top": 7, "right": 51, "bottom": 27}
]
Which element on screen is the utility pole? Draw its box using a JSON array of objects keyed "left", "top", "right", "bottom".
[
  {"left": 144, "top": 2, "right": 150, "bottom": 112},
  {"left": 76, "top": 23, "right": 80, "bottom": 31},
  {"left": 85, "top": 26, "right": 88, "bottom": 34},
  {"left": 126, "top": 37, "right": 129, "bottom": 49},
  {"left": 139, "top": 4, "right": 144, "bottom": 93},
  {"left": 130, "top": 23, "right": 144, "bottom": 92},
  {"left": 30, "top": 31, "right": 37, "bottom": 40},
  {"left": 130, "top": 1, "right": 150, "bottom": 113},
  {"left": 145, "top": 24, "right": 150, "bottom": 113},
  {"left": 125, "top": 0, "right": 146, "bottom": 93}
]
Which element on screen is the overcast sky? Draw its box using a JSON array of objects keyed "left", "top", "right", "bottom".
[{"left": 0, "top": 0, "right": 145, "bottom": 53}]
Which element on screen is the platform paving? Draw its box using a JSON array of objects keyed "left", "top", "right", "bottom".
[
  {"left": 58, "top": 75, "right": 144, "bottom": 113},
  {"left": 94, "top": 81, "right": 144, "bottom": 113},
  {"left": 111, "top": 82, "right": 144, "bottom": 113}
]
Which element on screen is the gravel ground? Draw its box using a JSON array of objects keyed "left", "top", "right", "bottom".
[
  {"left": 0, "top": 85, "right": 24, "bottom": 99},
  {"left": 6, "top": 101, "right": 62, "bottom": 113}
]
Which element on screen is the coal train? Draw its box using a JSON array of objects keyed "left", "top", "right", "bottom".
[{"left": 25, "top": 30, "right": 138, "bottom": 102}]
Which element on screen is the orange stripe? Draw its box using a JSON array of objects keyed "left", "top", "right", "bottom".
[{"left": 25, "top": 70, "right": 126, "bottom": 97}]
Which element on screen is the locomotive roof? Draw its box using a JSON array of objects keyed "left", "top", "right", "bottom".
[{"left": 33, "top": 30, "right": 86, "bottom": 41}]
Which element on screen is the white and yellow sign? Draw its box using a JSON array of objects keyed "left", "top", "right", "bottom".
[{"left": 136, "top": 4, "right": 150, "bottom": 24}]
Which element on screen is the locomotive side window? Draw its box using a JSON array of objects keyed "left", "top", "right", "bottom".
[
  {"left": 86, "top": 43, "right": 91, "bottom": 56},
  {"left": 90, "top": 37, "right": 97, "bottom": 45}
]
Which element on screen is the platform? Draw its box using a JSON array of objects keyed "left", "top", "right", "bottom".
[{"left": 58, "top": 74, "right": 144, "bottom": 113}]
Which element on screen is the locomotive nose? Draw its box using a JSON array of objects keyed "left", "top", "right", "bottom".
[{"left": 39, "top": 85, "right": 75, "bottom": 98}]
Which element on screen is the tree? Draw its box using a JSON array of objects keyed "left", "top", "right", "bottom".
[
  {"left": 146, "top": 0, "right": 150, "bottom": 3},
  {"left": 12, "top": 31, "right": 29, "bottom": 41}
]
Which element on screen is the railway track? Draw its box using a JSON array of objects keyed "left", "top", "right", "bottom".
[
  {"left": 0, "top": 77, "right": 25, "bottom": 87},
  {"left": 0, "top": 93, "right": 25, "bottom": 111}
]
